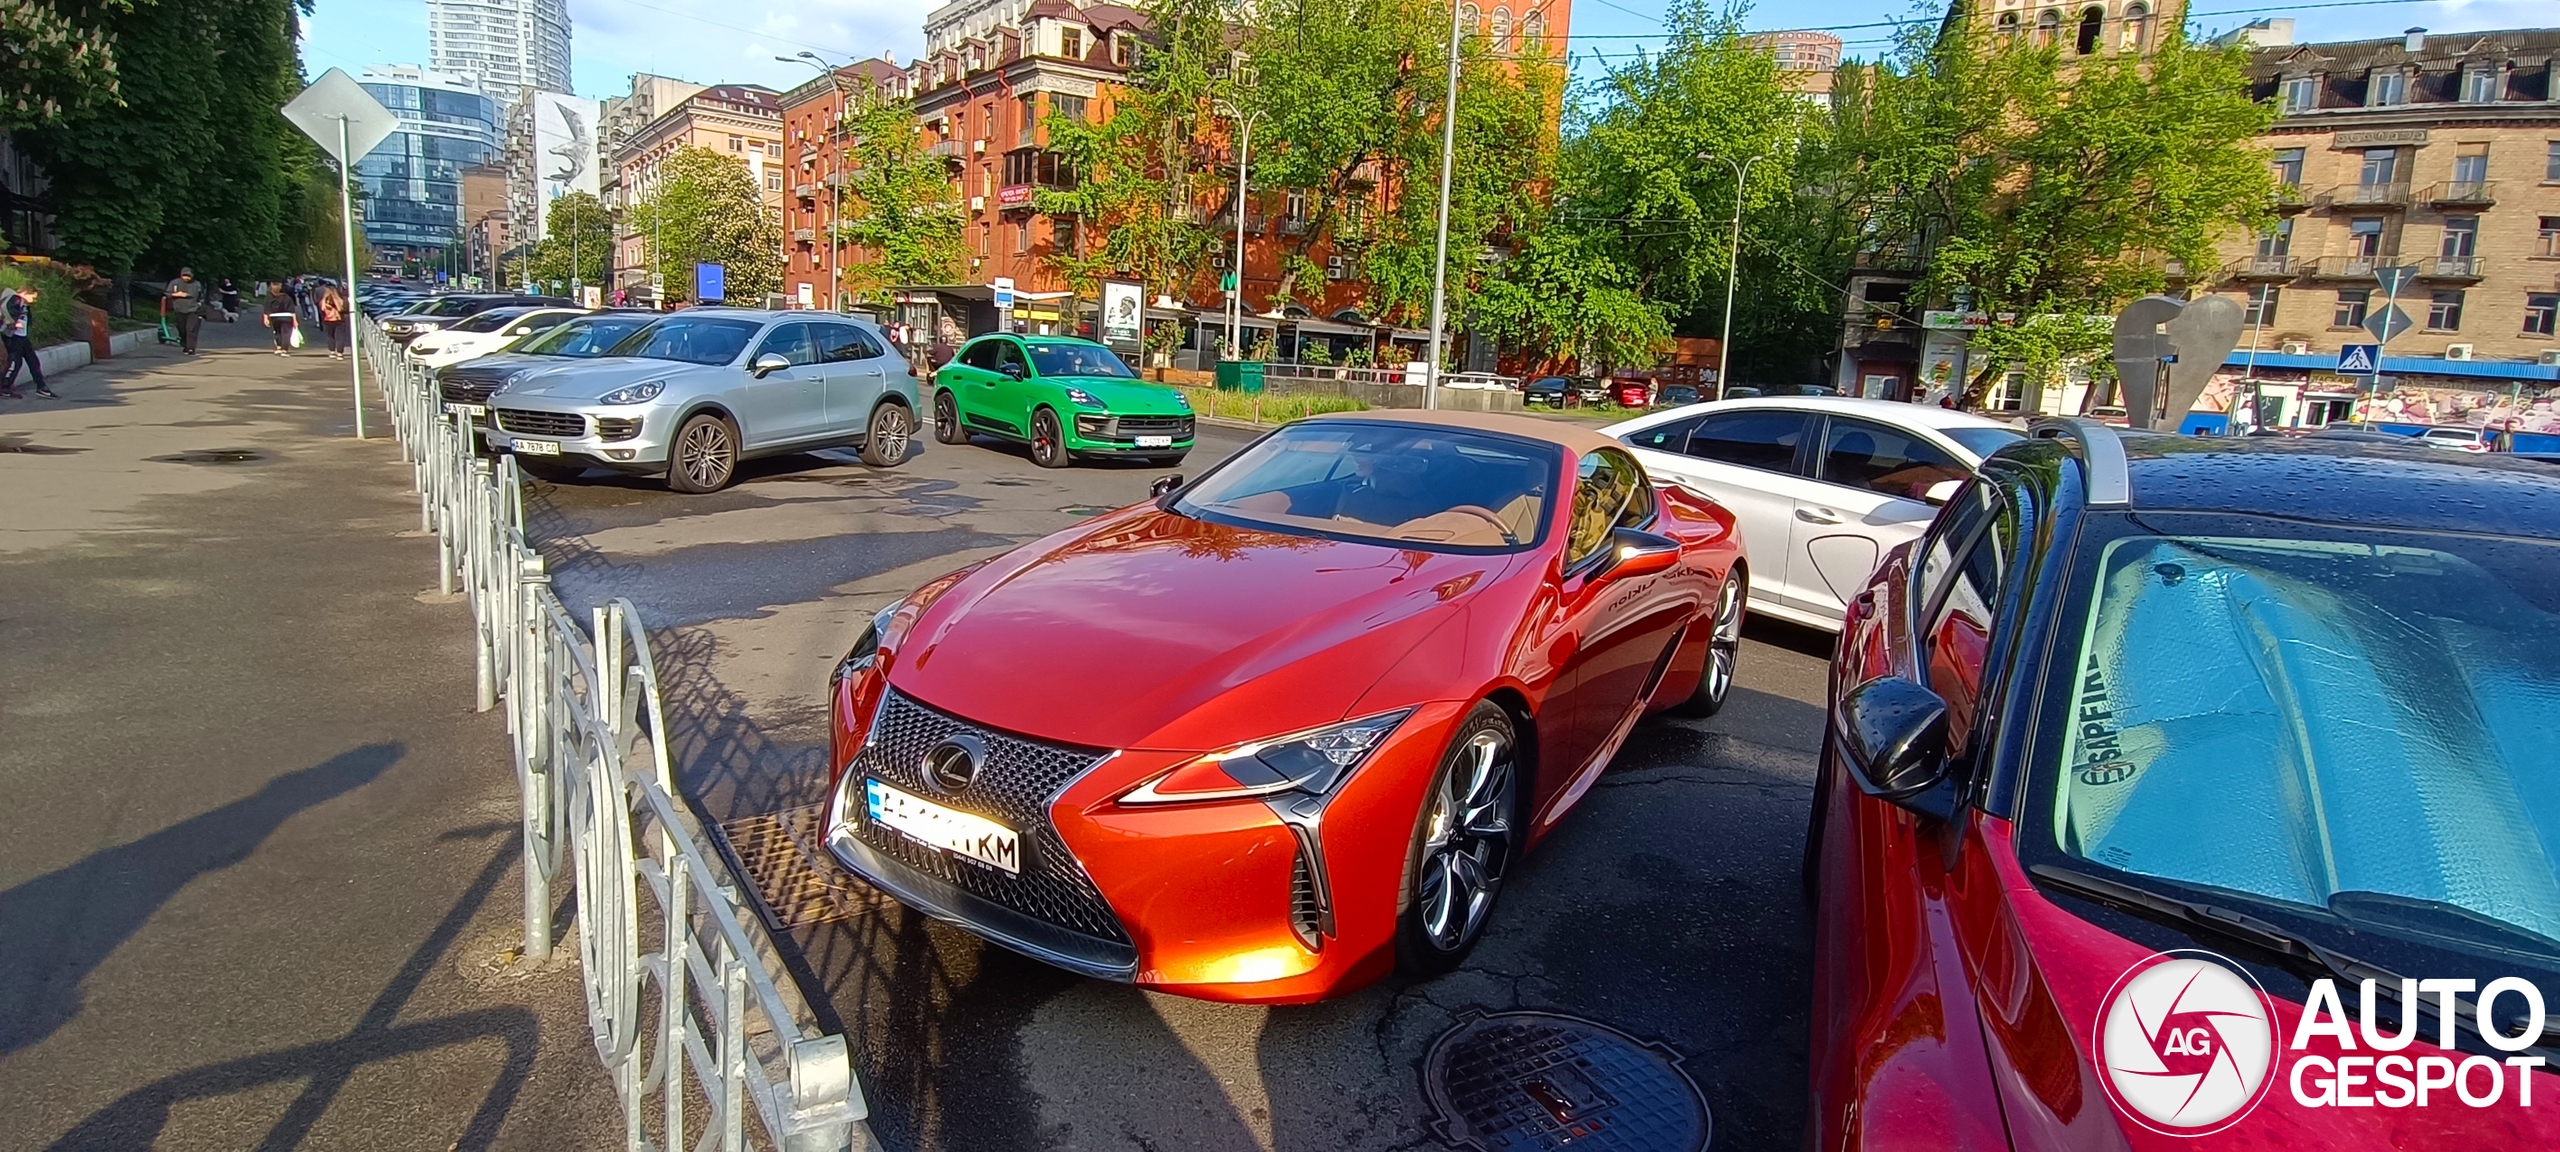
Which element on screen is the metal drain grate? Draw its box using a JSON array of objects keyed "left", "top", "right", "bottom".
[
  {"left": 715, "top": 803, "right": 869, "bottom": 931},
  {"left": 1422, "top": 1010, "right": 1712, "bottom": 1152}
]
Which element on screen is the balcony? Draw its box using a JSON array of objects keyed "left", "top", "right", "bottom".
[
  {"left": 926, "top": 139, "right": 962, "bottom": 161},
  {"left": 2233, "top": 254, "right": 2301, "bottom": 280},
  {"left": 2423, "top": 181, "right": 2496, "bottom": 208},
  {"left": 793, "top": 183, "right": 820, "bottom": 200},
  {"left": 2326, "top": 182, "right": 2410, "bottom": 209},
  {"left": 792, "top": 228, "right": 816, "bottom": 243},
  {"left": 2310, "top": 254, "right": 2390, "bottom": 280},
  {"left": 2423, "top": 255, "right": 2484, "bottom": 280},
  {"left": 2273, "top": 183, "right": 2310, "bottom": 212}
]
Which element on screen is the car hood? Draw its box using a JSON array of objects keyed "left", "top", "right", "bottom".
[
  {"left": 499, "top": 357, "right": 715, "bottom": 400},
  {"left": 1057, "top": 377, "right": 1190, "bottom": 415},
  {"left": 887, "top": 506, "right": 1518, "bottom": 752},
  {"left": 442, "top": 351, "right": 559, "bottom": 382}
]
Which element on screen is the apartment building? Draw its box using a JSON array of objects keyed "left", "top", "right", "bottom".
[
  {"left": 778, "top": 58, "right": 913, "bottom": 309},
  {"left": 608, "top": 85, "right": 784, "bottom": 299},
  {"left": 427, "top": 0, "right": 571, "bottom": 96},
  {"left": 2200, "top": 26, "right": 2560, "bottom": 407},
  {"left": 1747, "top": 29, "right": 1843, "bottom": 104}
]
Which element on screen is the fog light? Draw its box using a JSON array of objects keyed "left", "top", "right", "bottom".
[{"left": 605, "top": 449, "right": 635, "bottom": 461}]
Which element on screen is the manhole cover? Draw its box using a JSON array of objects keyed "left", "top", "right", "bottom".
[
  {"left": 0, "top": 440, "right": 83, "bottom": 455},
  {"left": 150, "top": 449, "right": 267, "bottom": 465},
  {"left": 1422, "top": 1010, "right": 1711, "bottom": 1152},
  {"left": 1057, "top": 505, "right": 1110, "bottom": 516},
  {"left": 714, "top": 804, "right": 869, "bottom": 930}
]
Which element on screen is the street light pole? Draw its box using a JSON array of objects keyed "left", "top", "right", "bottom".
[
  {"left": 1211, "top": 97, "right": 1262, "bottom": 361},
  {"left": 1700, "top": 151, "right": 1759, "bottom": 401},
  {"left": 1422, "top": 0, "right": 1465, "bottom": 410}
]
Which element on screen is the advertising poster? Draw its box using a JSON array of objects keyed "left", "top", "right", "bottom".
[
  {"left": 1100, "top": 280, "right": 1143, "bottom": 350},
  {"left": 531, "top": 92, "right": 601, "bottom": 238}
]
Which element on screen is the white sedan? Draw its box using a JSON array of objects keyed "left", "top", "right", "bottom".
[
  {"left": 405, "top": 307, "right": 588, "bottom": 369},
  {"left": 1602, "top": 397, "right": 2023, "bottom": 631}
]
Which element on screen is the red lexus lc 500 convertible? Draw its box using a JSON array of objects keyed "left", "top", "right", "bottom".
[{"left": 822, "top": 411, "right": 1746, "bottom": 1002}]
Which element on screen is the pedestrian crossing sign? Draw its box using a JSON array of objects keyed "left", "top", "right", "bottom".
[{"left": 2337, "top": 344, "right": 2379, "bottom": 374}]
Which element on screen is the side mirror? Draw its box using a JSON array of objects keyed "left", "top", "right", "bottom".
[
  {"left": 1838, "top": 676, "right": 1955, "bottom": 819},
  {"left": 751, "top": 353, "right": 791, "bottom": 377},
  {"left": 1149, "top": 474, "right": 1185, "bottom": 500},
  {"left": 1599, "top": 526, "right": 1682, "bottom": 581},
  {"left": 1923, "top": 479, "right": 1964, "bottom": 506},
  {"left": 1000, "top": 362, "right": 1026, "bottom": 380}
]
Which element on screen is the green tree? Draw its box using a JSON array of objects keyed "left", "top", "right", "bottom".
[
  {"left": 1032, "top": 0, "right": 1228, "bottom": 299},
  {"left": 836, "top": 92, "right": 964, "bottom": 299},
  {"left": 522, "top": 190, "right": 610, "bottom": 289},
  {"left": 1472, "top": 226, "right": 1670, "bottom": 373},
  {"left": 626, "top": 145, "right": 783, "bottom": 301},
  {"left": 2, "top": 0, "right": 127, "bottom": 131}
]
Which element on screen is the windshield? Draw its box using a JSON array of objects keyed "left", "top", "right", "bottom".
[
  {"left": 449, "top": 308, "right": 529, "bottom": 334},
  {"left": 417, "top": 297, "right": 485, "bottom": 317},
  {"left": 606, "top": 316, "right": 760, "bottom": 366},
  {"left": 2036, "top": 517, "right": 2560, "bottom": 972},
  {"left": 522, "top": 316, "right": 652, "bottom": 357},
  {"left": 1942, "top": 427, "right": 2025, "bottom": 460},
  {"left": 1027, "top": 341, "right": 1134, "bottom": 379},
  {"left": 1175, "top": 421, "right": 1557, "bottom": 551}
]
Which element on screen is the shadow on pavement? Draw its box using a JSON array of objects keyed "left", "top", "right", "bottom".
[
  {"left": 37, "top": 837, "right": 538, "bottom": 1152},
  {"left": 0, "top": 743, "right": 402, "bottom": 1056}
]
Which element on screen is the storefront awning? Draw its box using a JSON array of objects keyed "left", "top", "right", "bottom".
[{"left": 1289, "top": 318, "right": 1367, "bottom": 337}]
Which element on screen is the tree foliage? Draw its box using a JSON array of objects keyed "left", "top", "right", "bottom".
[
  {"left": 836, "top": 92, "right": 965, "bottom": 299},
  {"left": 518, "top": 190, "right": 610, "bottom": 289},
  {"left": 627, "top": 145, "right": 783, "bottom": 301},
  {"left": 2, "top": 0, "right": 128, "bottom": 130},
  {"left": 1033, "top": 0, "right": 1228, "bottom": 299}
]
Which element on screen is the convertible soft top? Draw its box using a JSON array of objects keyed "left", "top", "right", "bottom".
[{"left": 1297, "top": 408, "right": 1622, "bottom": 459}]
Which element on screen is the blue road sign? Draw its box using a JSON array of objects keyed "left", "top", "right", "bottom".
[
  {"left": 695, "top": 262, "right": 725, "bottom": 302},
  {"left": 2338, "top": 344, "right": 2379, "bottom": 374}
]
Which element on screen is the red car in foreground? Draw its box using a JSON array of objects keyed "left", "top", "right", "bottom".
[
  {"left": 824, "top": 411, "right": 1746, "bottom": 1002},
  {"left": 1809, "top": 419, "right": 2560, "bottom": 1148}
]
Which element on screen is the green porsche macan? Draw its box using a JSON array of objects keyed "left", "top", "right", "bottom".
[{"left": 931, "top": 335, "right": 1195, "bottom": 468}]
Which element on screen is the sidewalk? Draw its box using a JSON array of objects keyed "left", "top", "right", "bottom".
[{"left": 0, "top": 318, "right": 620, "bottom": 1149}]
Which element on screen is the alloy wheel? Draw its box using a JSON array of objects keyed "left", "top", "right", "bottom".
[
  {"left": 678, "top": 421, "right": 734, "bottom": 490},
  {"left": 934, "top": 391, "right": 961, "bottom": 442},
  {"left": 1704, "top": 573, "right": 1743, "bottom": 704},
  {"left": 1417, "top": 728, "right": 1514, "bottom": 953},
  {"left": 870, "top": 405, "right": 910, "bottom": 464}
]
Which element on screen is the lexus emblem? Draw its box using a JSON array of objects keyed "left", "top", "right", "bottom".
[{"left": 922, "top": 734, "right": 987, "bottom": 793}]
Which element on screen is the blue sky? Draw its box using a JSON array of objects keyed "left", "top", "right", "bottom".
[{"left": 299, "top": 0, "right": 2557, "bottom": 100}]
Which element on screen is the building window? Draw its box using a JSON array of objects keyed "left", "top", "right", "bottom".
[
  {"left": 2035, "top": 10, "right": 2060, "bottom": 47},
  {"left": 1017, "top": 94, "right": 1038, "bottom": 145},
  {"left": 766, "top": 171, "right": 783, "bottom": 192},
  {"left": 1285, "top": 188, "right": 1307, "bottom": 221},
  {"left": 2441, "top": 215, "right": 2478, "bottom": 258},
  {"left": 2461, "top": 66, "right": 2499, "bottom": 104},
  {"left": 2548, "top": 142, "right": 2560, "bottom": 182},
  {"left": 2271, "top": 147, "right": 2304, "bottom": 189},
  {"left": 1052, "top": 94, "right": 1086, "bottom": 123},
  {"left": 2427, "top": 289, "right": 2464, "bottom": 331},
  {"left": 2359, "top": 147, "right": 2398, "bottom": 188},
  {"left": 1061, "top": 27, "right": 1082, "bottom": 60},
  {"left": 2369, "top": 70, "right": 2407, "bottom": 107},
  {"left": 1052, "top": 215, "right": 1077, "bottom": 253},
  {"left": 1111, "top": 33, "right": 1132, "bottom": 67},
  {"left": 766, "top": 142, "right": 783, "bottom": 158},
  {"left": 2451, "top": 150, "right": 2489, "bottom": 193},
  {"left": 1522, "top": 9, "right": 1545, "bottom": 48},
  {"left": 2525, "top": 293, "right": 2558, "bottom": 337},
  {"left": 977, "top": 221, "right": 990, "bottom": 257},
  {"left": 1015, "top": 217, "right": 1031, "bottom": 253},
  {"left": 2122, "top": 3, "right": 2150, "bottom": 50},
  {"left": 1492, "top": 6, "right": 1511, "bottom": 43},
  {"left": 2334, "top": 288, "right": 2370, "bottom": 328},
  {"left": 2281, "top": 76, "right": 2318, "bottom": 113},
  {"left": 729, "top": 135, "right": 744, "bottom": 152},
  {"left": 2074, "top": 6, "right": 2102, "bottom": 55},
  {"left": 2539, "top": 216, "right": 2560, "bottom": 257},
  {"left": 1461, "top": 3, "right": 1480, "bottom": 33},
  {"left": 2243, "top": 286, "right": 2280, "bottom": 326},
  {"left": 2348, "top": 217, "right": 2385, "bottom": 258},
  {"left": 1996, "top": 11, "right": 2019, "bottom": 41},
  {"left": 2257, "top": 218, "right": 2294, "bottom": 257}
]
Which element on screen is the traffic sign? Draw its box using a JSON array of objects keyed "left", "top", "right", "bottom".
[
  {"left": 2337, "top": 344, "right": 2379, "bottom": 374},
  {"left": 2362, "top": 303, "right": 2415, "bottom": 344},
  {"left": 2373, "top": 264, "right": 2420, "bottom": 296},
  {"left": 992, "top": 276, "right": 1015, "bottom": 310},
  {"left": 281, "top": 69, "right": 399, "bottom": 166}
]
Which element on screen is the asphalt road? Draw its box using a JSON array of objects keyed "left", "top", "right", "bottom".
[{"left": 527, "top": 415, "right": 1836, "bottom": 1152}]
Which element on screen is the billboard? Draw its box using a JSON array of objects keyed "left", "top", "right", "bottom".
[
  {"left": 1100, "top": 280, "right": 1143, "bottom": 349},
  {"left": 532, "top": 92, "right": 601, "bottom": 238}
]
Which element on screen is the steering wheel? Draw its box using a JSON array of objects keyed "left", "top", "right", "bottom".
[{"left": 1438, "top": 504, "right": 1519, "bottom": 540}]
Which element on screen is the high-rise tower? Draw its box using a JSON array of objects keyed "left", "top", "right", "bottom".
[{"left": 427, "top": 0, "right": 572, "bottom": 96}]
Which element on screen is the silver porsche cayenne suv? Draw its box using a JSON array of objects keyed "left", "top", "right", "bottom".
[{"left": 481, "top": 309, "right": 920, "bottom": 492}]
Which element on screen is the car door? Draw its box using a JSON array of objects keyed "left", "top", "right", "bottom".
[
  {"left": 989, "top": 338, "right": 1036, "bottom": 429},
  {"left": 1531, "top": 448, "right": 1694, "bottom": 829},
  {"left": 945, "top": 339, "right": 1021, "bottom": 436},
  {"left": 813, "top": 322, "right": 888, "bottom": 435},
  {"left": 1789, "top": 416, "right": 1975, "bottom": 621},
  {"left": 1627, "top": 408, "right": 1821, "bottom": 617},
  {"left": 744, "top": 321, "right": 824, "bottom": 447}
]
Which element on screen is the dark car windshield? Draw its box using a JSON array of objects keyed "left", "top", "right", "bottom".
[
  {"left": 606, "top": 316, "right": 760, "bottom": 366},
  {"left": 522, "top": 315, "right": 653, "bottom": 357},
  {"left": 414, "top": 297, "right": 489, "bottom": 317},
  {"left": 2030, "top": 515, "right": 2560, "bottom": 979},
  {"left": 449, "top": 307, "right": 532, "bottom": 334},
  {"left": 1942, "top": 427, "right": 2025, "bottom": 459},
  {"left": 1176, "top": 421, "right": 1557, "bottom": 551},
  {"left": 1027, "top": 341, "right": 1135, "bottom": 379}
]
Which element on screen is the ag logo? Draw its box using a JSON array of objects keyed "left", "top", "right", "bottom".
[{"left": 2095, "top": 950, "right": 2278, "bottom": 1136}]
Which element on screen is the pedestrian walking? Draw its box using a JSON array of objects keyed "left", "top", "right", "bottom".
[
  {"left": 2, "top": 285, "right": 54, "bottom": 399},
  {"left": 262, "top": 286, "right": 298, "bottom": 354},
  {"left": 166, "top": 268, "right": 212, "bottom": 354},
  {"left": 318, "top": 283, "right": 350, "bottom": 360},
  {"left": 220, "top": 277, "right": 242, "bottom": 318}
]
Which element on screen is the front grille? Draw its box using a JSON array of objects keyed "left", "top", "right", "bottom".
[
  {"left": 847, "top": 690, "right": 1130, "bottom": 946},
  {"left": 441, "top": 376, "right": 503, "bottom": 405},
  {"left": 494, "top": 408, "right": 585, "bottom": 437},
  {"left": 1072, "top": 413, "right": 1195, "bottom": 443},
  {"left": 595, "top": 417, "right": 643, "bottom": 442}
]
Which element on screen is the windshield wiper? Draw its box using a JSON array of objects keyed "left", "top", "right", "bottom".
[{"left": 2032, "top": 863, "right": 2558, "bottom": 1061}]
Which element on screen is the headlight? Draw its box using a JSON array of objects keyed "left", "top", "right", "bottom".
[
  {"left": 1064, "top": 387, "right": 1105, "bottom": 408},
  {"left": 1119, "top": 711, "right": 1413, "bottom": 805},
  {"left": 832, "top": 603, "right": 897, "bottom": 684},
  {"left": 599, "top": 380, "right": 665, "bottom": 405},
  {"left": 1172, "top": 392, "right": 1192, "bottom": 410}
]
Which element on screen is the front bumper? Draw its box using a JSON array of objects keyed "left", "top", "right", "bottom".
[
  {"left": 823, "top": 671, "right": 1469, "bottom": 1003},
  {"left": 1065, "top": 411, "right": 1195, "bottom": 456},
  {"left": 482, "top": 395, "right": 672, "bottom": 470}
]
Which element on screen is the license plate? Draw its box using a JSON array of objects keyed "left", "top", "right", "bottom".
[
  {"left": 1134, "top": 435, "right": 1173, "bottom": 448},
  {"left": 866, "top": 779, "right": 1020, "bottom": 874},
  {"left": 445, "top": 402, "right": 486, "bottom": 417},
  {"left": 512, "top": 439, "right": 561, "bottom": 456}
]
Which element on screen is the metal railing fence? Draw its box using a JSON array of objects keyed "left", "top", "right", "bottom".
[{"left": 361, "top": 324, "right": 869, "bottom": 1152}]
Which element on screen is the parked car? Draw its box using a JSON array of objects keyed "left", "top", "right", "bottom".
[
  {"left": 483, "top": 308, "right": 918, "bottom": 492},
  {"left": 1807, "top": 419, "right": 2560, "bottom": 1147},
  {"left": 403, "top": 306, "right": 587, "bottom": 369},
  {"left": 1573, "top": 379, "right": 1611, "bottom": 407},
  {"left": 2088, "top": 404, "right": 2130, "bottom": 426},
  {"left": 381, "top": 294, "right": 572, "bottom": 344},
  {"left": 823, "top": 412, "right": 1747, "bottom": 1002},
  {"left": 1522, "top": 376, "right": 1573, "bottom": 407},
  {"left": 1603, "top": 396, "right": 2022, "bottom": 631},
  {"left": 931, "top": 335, "right": 1193, "bottom": 468},
  {"left": 1654, "top": 384, "right": 1702, "bottom": 408},
  {"left": 437, "top": 310, "right": 661, "bottom": 437},
  {"left": 2417, "top": 425, "right": 2489, "bottom": 452}
]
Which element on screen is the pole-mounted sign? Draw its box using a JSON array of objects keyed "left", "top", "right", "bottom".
[{"left": 282, "top": 68, "right": 399, "bottom": 439}]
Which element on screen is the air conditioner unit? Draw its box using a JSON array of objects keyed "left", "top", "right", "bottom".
[
  {"left": 2540, "top": 350, "right": 2560, "bottom": 366},
  {"left": 1324, "top": 255, "right": 1347, "bottom": 281},
  {"left": 2444, "top": 343, "right": 2474, "bottom": 361},
  {"left": 2279, "top": 340, "right": 2311, "bottom": 355},
  {"left": 969, "top": 195, "right": 985, "bottom": 210},
  {"left": 972, "top": 139, "right": 986, "bottom": 154}
]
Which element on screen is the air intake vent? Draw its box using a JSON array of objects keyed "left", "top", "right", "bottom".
[{"left": 1290, "top": 849, "right": 1323, "bottom": 949}]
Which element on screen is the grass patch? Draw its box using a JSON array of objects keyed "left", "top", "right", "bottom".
[
  {"left": 1178, "top": 385, "right": 1369, "bottom": 425},
  {"left": 0, "top": 261, "right": 88, "bottom": 346}
]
